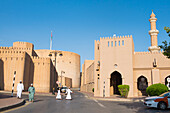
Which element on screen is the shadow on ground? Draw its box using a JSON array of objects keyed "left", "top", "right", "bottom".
[{"left": 0, "top": 93, "right": 12, "bottom": 99}]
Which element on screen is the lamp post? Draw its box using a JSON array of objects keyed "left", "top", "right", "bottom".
[
  {"left": 49, "top": 50, "right": 63, "bottom": 94},
  {"left": 61, "top": 71, "right": 65, "bottom": 87}
]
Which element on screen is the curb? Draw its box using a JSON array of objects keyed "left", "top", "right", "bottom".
[
  {"left": 0, "top": 91, "right": 56, "bottom": 97},
  {"left": 0, "top": 99, "right": 26, "bottom": 112},
  {"left": 81, "top": 92, "right": 144, "bottom": 102}
]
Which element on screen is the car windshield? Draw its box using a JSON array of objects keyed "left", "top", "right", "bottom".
[
  {"left": 62, "top": 87, "right": 67, "bottom": 89},
  {"left": 159, "top": 92, "right": 170, "bottom": 97}
]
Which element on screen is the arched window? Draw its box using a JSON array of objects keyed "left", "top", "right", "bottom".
[
  {"left": 111, "top": 41, "right": 113, "bottom": 47},
  {"left": 108, "top": 41, "right": 109, "bottom": 47},
  {"left": 119, "top": 41, "right": 120, "bottom": 46},
  {"left": 115, "top": 41, "right": 117, "bottom": 46}
]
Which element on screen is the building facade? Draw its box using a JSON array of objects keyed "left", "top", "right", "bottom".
[
  {"left": 81, "top": 11, "right": 170, "bottom": 97},
  {"left": 0, "top": 42, "right": 80, "bottom": 93}
]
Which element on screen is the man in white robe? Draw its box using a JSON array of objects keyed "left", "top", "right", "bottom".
[
  {"left": 56, "top": 88, "right": 62, "bottom": 100},
  {"left": 66, "top": 87, "right": 73, "bottom": 100},
  {"left": 17, "top": 80, "right": 24, "bottom": 99}
]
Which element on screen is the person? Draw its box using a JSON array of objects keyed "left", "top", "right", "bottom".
[
  {"left": 56, "top": 88, "right": 62, "bottom": 100},
  {"left": 167, "top": 82, "right": 170, "bottom": 91},
  {"left": 65, "top": 87, "right": 73, "bottom": 100},
  {"left": 17, "top": 80, "right": 24, "bottom": 99},
  {"left": 28, "top": 84, "right": 35, "bottom": 102}
]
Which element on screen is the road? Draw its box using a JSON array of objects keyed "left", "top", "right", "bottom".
[{"left": 5, "top": 91, "right": 170, "bottom": 113}]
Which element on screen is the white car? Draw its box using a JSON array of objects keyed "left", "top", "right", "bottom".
[{"left": 144, "top": 92, "right": 170, "bottom": 110}]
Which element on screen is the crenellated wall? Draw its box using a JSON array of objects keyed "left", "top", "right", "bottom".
[
  {"left": 31, "top": 56, "right": 54, "bottom": 92},
  {"left": 0, "top": 48, "right": 26, "bottom": 91},
  {"left": 0, "top": 42, "right": 57, "bottom": 93}
]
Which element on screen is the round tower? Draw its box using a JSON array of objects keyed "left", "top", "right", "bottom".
[{"left": 148, "top": 10, "right": 160, "bottom": 52}]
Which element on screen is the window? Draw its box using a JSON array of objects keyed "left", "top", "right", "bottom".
[
  {"left": 119, "top": 41, "right": 120, "bottom": 46},
  {"left": 97, "top": 77, "right": 100, "bottom": 89},
  {"left": 111, "top": 41, "right": 113, "bottom": 47},
  {"left": 97, "top": 44, "right": 99, "bottom": 50},
  {"left": 115, "top": 41, "right": 117, "bottom": 46},
  {"left": 108, "top": 41, "right": 110, "bottom": 47},
  {"left": 122, "top": 40, "right": 124, "bottom": 46}
]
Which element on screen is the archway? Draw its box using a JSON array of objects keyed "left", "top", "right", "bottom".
[
  {"left": 110, "top": 71, "right": 122, "bottom": 95},
  {"left": 165, "top": 75, "right": 170, "bottom": 86},
  {"left": 137, "top": 76, "right": 148, "bottom": 96}
]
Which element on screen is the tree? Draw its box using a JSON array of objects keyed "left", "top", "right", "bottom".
[{"left": 159, "top": 27, "right": 170, "bottom": 58}]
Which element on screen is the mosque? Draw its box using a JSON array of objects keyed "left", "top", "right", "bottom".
[{"left": 81, "top": 11, "right": 170, "bottom": 97}]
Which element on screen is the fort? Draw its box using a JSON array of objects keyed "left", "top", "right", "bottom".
[
  {"left": 0, "top": 42, "right": 80, "bottom": 93},
  {"left": 81, "top": 11, "right": 170, "bottom": 97}
]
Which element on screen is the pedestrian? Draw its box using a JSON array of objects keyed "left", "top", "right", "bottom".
[
  {"left": 65, "top": 87, "right": 73, "bottom": 100},
  {"left": 28, "top": 83, "right": 35, "bottom": 102},
  {"left": 167, "top": 82, "right": 170, "bottom": 91},
  {"left": 56, "top": 88, "right": 62, "bottom": 100},
  {"left": 17, "top": 80, "right": 24, "bottom": 99}
]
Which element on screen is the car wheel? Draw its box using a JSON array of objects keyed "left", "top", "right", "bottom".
[{"left": 158, "top": 102, "right": 167, "bottom": 110}]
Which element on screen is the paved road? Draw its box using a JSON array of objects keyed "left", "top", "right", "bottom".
[{"left": 5, "top": 91, "right": 170, "bottom": 113}]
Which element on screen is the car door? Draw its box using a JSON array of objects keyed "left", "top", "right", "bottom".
[{"left": 168, "top": 93, "right": 170, "bottom": 108}]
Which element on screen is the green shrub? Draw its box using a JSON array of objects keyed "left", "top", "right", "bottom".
[
  {"left": 118, "top": 85, "right": 129, "bottom": 98},
  {"left": 146, "top": 83, "right": 168, "bottom": 96},
  {"left": 92, "top": 88, "right": 94, "bottom": 92}
]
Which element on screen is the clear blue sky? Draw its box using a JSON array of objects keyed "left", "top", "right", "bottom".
[{"left": 0, "top": 0, "right": 170, "bottom": 68}]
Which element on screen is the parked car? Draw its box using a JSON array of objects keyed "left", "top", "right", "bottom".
[
  {"left": 60, "top": 86, "right": 68, "bottom": 93},
  {"left": 144, "top": 92, "right": 170, "bottom": 110}
]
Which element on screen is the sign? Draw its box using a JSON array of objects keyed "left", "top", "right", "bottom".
[{"left": 56, "top": 81, "right": 59, "bottom": 84}]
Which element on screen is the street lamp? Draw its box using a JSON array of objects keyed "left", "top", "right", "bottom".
[
  {"left": 61, "top": 71, "right": 65, "bottom": 87},
  {"left": 49, "top": 50, "right": 63, "bottom": 94}
]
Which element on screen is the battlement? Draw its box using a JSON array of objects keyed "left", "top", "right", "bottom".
[
  {"left": 100, "top": 35, "right": 132, "bottom": 40},
  {"left": 13, "top": 41, "right": 34, "bottom": 50},
  {"left": 31, "top": 56, "right": 51, "bottom": 63},
  {"left": 134, "top": 51, "right": 162, "bottom": 55},
  {"left": 0, "top": 47, "right": 13, "bottom": 50}
]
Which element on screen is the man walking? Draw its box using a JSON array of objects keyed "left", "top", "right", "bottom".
[
  {"left": 28, "top": 83, "right": 35, "bottom": 102},
  {"left": 17, "top": 80, "right": 24, "bottom": 99}
]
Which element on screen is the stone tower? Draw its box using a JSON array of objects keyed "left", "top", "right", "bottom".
[{"left": 148, "top": 10, "right": 160, "bottom": 52}]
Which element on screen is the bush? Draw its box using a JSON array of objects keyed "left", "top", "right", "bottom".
[
  {"left": 146, "top": 83, "right": 168, "bottom": 96},
  {"left": 118, "top": 85, "right": 129, "bottom": 98},
  {"left": 92, "top": 88, "right": 94, "bottom": 92}
]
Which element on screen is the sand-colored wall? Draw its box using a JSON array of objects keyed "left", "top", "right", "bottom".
[
  {"left": 0, "top": 48, "right": 27, "bottom": 91},
  {"left": 0, "top": 59, "right": 4, "bottom": 90},
  {"left": 95, "top": 36, "right": 134, "bottom": 97},
  {"left": 35, "top": 50, "right": 80, "bottom": 88},
  {"left": 133, "top": 52, "right": 170, "bottom": 96},
  {"left": 81, "top": 60, "right": 94, "bottom": 92},
  {"left": 32, "top": 56, "right": 53, "bottom": 92},
  {"left": 0, "top": 42, "right": 57, "bottom": 93}
]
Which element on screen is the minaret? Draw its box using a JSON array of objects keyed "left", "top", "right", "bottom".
[{"left": 148, "top": 10, "right": 160, "bottom": 52}]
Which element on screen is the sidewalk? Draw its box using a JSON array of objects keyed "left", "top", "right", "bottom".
[
  {"left": 80, "top": 91, "right": 145, "bottom": 102},
  {"left": 0, "top": 93, "right": 25, "bottom": 112},
  {"left": 0, "top": 90, "right": 57, "bottom": 112}
]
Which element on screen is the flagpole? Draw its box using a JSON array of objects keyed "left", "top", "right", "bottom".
[{"left": 50, "top": 31, "right": 52, "bottom": 50}]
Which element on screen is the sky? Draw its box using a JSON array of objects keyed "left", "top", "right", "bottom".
[{"left": 0, "top": 0, "right": 170, "bottom": 68}]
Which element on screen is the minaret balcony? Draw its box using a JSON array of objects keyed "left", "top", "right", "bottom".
[{"left": 149, "top": 30, "right": 159, "bottom": 35}]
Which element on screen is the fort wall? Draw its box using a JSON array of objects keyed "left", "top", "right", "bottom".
[
  {"left": 35, "top": 50, "right": 80, "bottom": 88},
  {"left": 31, "top": 56, "right": 53, "bottom": 93},
  {"left": 0, "top": 49, "right": 26, "bottom": 91}
]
